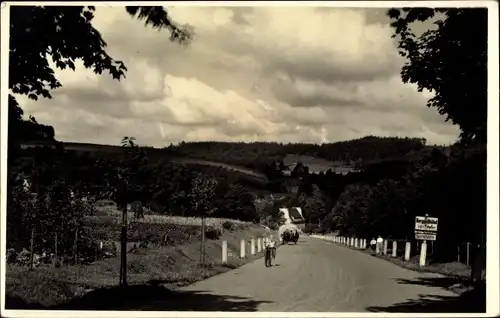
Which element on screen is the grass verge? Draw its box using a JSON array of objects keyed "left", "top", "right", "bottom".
[{"left": 6, "top": 225, "right": 277, "bottom": 309}]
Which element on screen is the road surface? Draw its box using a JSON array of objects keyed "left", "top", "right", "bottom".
[{"left": 176, "top": 236, "right": 461, "bottom": 312}]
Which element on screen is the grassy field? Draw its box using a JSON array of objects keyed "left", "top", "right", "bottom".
[
  {"left": 6, "top": 201, "right": 275, "bottom": 309},
  {"left": 171, "top": 158, "right": 269, "bottom": 183}
]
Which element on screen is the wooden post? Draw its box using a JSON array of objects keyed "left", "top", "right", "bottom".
[
  {"left": 240, "top": 239, "right": 245, "bottom": 259},
  {"left": 54, "top": 232, "right": 59, "bottom": 268},
  {"left": 419, "top": 240, "right": 427, "bottom": 266},
  {"left": 201, "top": 215, "right": 206, "bottom": 270},
  {"left": 29, "top": 227, "right": 35, "bottom": 270},
  {"left": 120, "top": 204, "right": 128, "bottom": 286},
  {"left": 222, "top": 240, "right": 228, "bottom": 264},
  {"left": 404, "top": 242, "right": 411, "bottom": 261},
  {"left": 466, "top": 242, "right": 470, "bottom": 266},
  {"left": 457, "top": 245, "right": 461, "bottom": 263},
  {"left": 73, "top": 230, "right": 79, "bottom": 265}
]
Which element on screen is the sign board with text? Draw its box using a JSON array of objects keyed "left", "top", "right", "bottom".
[
  {"left": 415, "top": 230, "right": 437, "bottom": 241},
  {"left": 415, "top": 216, "right": 438, "bottom": 232},
  {"left": 415, "top": 216, "right": 438, "bottom": 241}
]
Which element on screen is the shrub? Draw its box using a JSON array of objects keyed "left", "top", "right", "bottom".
[
  {"left": 205, "top": 226, "right": 222, "bottom": 240},
  {"left": 222, "top": 221, "right": 233, "bottom": 231}
]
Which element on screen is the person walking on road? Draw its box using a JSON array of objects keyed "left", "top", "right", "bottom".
[
  {"left": 267, "top": 235, "right": 277, "bottom": 258},
  {"left": 264, "top": 235, "right": 277, "bottom": 267},
  {"left": 376, "top": 235, "right": 383, "bottom": 255}
]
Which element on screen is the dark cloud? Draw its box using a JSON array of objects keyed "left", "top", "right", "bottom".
[
  {"left": 262, "top": 49, "right": 401, "bottom": 86},
  {"left": 272, "top": 80, "right": 363, "bottom": 108}
]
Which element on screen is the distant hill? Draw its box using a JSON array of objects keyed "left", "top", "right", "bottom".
[{"left": 18, "top": 135, "right": 437, "bottom": 180}]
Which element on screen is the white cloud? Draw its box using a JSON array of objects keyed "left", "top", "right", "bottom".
[{"left": 14, "top": 5, "right": 459, "bottom": 147}]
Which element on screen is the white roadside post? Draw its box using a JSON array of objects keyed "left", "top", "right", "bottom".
[
  {"left": 404, "top": 242, "right": 411, "bottom": 261},
  {"left": 383, "top": 240, "right": 388, "bottom": 255},
  {"left": 414, "top": 214, "right": 438, "bottom": 266},
  {"left": 222, "top": 241, "right": 228, "bottom": 264},
  {"left": 420, "top": 240, "right": 428, "bottom": 266},
  {"left": 354, "top": 238, "right": 359, "bottom": 248},
  {"left": 392, "top": 241, "right": 397, "bottom": 257},
  {"left": 240, "top": 239, "right": 245, "bottom": 259},
  {"left": 257, "top": 238, "right": 262, "bottom": 253},
  {"left": 251, "top": 239, "right": 256, "bottom": 255},
  {"left": 363, "top": 239, "right": 367, "bottom": 249}
]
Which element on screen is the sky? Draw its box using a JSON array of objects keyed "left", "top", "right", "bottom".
[{"left": 15, "top": 5, "right": 459, "bottom": 147}]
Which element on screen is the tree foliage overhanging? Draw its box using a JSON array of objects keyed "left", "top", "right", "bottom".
[
  {"left": 8, "top": 5, "right": 193, "bottom": 155},
  {"left": 388, "top": 8, "right": 487, "bottom": 144}
]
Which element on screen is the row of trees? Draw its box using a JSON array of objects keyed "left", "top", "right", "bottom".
[
  {"left": 167, "top": 136, "right": 428, "bottom": 169},
  {"left": 316, "top": 145, "right": 485, "bottom": 263},
  {"left": 6, "top": 137, "right": 271, "bottom": 257}
]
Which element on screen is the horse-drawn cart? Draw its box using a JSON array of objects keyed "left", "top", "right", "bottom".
[{"left": 279, "top": 224, "right": 299, "bottom": 245}]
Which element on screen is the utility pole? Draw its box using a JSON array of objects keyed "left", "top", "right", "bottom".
[{"left": 120, "top": 202, "right": 128, "bottom": 286}]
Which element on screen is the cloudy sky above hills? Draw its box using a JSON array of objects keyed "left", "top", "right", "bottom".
[{"left": 15, "top": 6, "right": 459, "bottom": 147}]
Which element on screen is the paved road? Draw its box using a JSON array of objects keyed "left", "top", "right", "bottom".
[{"left": 178, "top": 236, "right": 460, "bottom": 312}]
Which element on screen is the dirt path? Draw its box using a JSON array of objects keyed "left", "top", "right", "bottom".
[{"left": 175, "top": 236, "right": 460, "bottom": 312}]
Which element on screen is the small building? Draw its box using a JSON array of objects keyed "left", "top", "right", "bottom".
[{"left": 279, "top": 207, "right": 306, "bottom": 225}]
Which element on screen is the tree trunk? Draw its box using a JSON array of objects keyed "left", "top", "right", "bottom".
[
  {"left": 120, "top": 204, "right": 128, "bottom": 286},
  {"left": 73, "top": 230, "right": 78, "bottom": 265},
  {"left": 54, "top": 231, "right": 59, "bottom": 268},
  {"left": 201, "top": 215, "right": 206, "bottom": 274},
  {"left": 29, "top": 227, "right": 35, "bottom": 270}
]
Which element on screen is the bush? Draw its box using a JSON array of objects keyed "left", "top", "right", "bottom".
[
  {"left": 222, "top": 221, "right": 233, "bottom": 231},
  {"left": 205, "top": 226, "right": 222, "bottom": 240}
]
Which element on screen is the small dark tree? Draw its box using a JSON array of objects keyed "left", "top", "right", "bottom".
[{"left": 188, "top": 177, "right": 217, "bottom": 273}]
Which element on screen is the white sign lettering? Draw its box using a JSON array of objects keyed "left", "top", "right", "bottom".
[
  {"left": 415, "top": 216, "right": 438, "bottom": 232},
  {"left": 415, "top": 231, "right": 437, "bottom": 241}
]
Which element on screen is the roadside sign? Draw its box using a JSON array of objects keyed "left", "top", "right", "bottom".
[
  {"left": 415, "top": 230, "right": 437, "bottom": 241},
  {"left": 415, "top": 215, "right": 438, "bottom": 241},
  {"left": 415, "top": 216, "right": 438, "bottom": 232}
]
